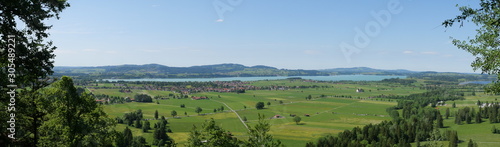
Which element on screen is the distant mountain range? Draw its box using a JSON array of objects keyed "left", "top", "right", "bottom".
[{"left": 53, "top": 63, "right": 478, "bottom": 79}]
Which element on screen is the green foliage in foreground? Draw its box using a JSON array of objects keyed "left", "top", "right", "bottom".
[
  {"left": 152, "top": 119, "right": 175, "bottom": 147},
  {"left": 185, "top": 119, "right": 241, "bottom": 147},
  {"left": 37, "top": 76, "right": 116, "bottom": 146},
  {"left": 186, "top": 114, "right": 282, "bottom": 147},
  {"left": 0, "top": 0, "right": 70, "bottom": 145},
  {"left": 444, "top": 0, "right": 500, "bottom": 94}
]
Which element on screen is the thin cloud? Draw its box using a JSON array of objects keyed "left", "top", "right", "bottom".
[
  {"left": 403, "top": 50, "right": 414, "bottom": 54},
  {"left": 54, "top": 49, "right": 77, "bottom": 55},
  {"left": 304, "top": 50, "right": 320, "bottom": 55},
  {"left": 189, "top": 49, "right": 203, "bottom": 53},
  {"left": 51, "top": 30, "right": 95, "bottom": 35},
  {"left": 81, "top": 49, "right": 117, "bottom": 54},
  {"left": 105, "top": 51, "right": 118, "bottom": 54},
  {"left": 216, "top": 19, "right": 224, "bottom": 22},
  {"left": 82, "top": 49, "right": 97, "bottom": 52},
  {"left": 143, "top": 49, "right": 162, "bottom": 53},
  {"left": 421, "top": 51, "right": 439, "bottom": 55},
  {"left": 377, "top": 51, "right": 388, "bottom": 55}
]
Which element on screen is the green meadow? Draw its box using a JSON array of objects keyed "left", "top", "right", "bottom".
[
  {"left": 93, "top": 79, "right": 500, "bottom": 146},
  {"left": 435, "top": 91, "right": 500, "bottom": 147}
]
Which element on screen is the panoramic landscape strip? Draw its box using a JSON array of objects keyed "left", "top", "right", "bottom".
[{"left": 2, "top": 0, "right": 500, "bottom": 147}]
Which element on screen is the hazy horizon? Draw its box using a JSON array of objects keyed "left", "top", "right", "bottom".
[{"left": 54, "top": 62, "right": 483, "bottom": 74}]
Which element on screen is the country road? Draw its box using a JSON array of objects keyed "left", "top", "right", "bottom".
[{"left": 211, "top": 99, "right": 249, "bottom": 131}]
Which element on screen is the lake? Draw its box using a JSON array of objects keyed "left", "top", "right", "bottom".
[
  {"left": 458, "top": 81, "right": 492, "bottom": 85},
  {"left": 102, "top": 75, "right": 406, "bottom": 82}
]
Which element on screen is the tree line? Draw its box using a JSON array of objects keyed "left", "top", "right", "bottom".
[
  {"left": 306, "top": 89, "right": 462, "bottom": 147},
  {"left": 381, "top": 78, "right": 417, "bottom": 85},
  {"left": 453, "top": 102, "right": 500, "bottom": 125}
]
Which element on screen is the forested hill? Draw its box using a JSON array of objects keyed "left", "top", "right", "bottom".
[{"left": 53, "top": 63, "right": 328, "bottom": 79}]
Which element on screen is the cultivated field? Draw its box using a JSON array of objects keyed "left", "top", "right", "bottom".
[{"left": 86, "top": 79, "right": 500, "bottom": 146}]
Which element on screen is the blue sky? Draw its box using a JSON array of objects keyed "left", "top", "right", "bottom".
[{"left": 48, "top": 0, "right": 481, "bottom": 73}]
